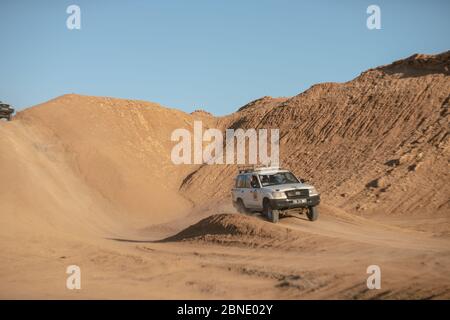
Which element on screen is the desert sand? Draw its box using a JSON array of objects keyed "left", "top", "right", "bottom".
[{"left": 0, "top": 52, "right": 449, "bottom": 299}]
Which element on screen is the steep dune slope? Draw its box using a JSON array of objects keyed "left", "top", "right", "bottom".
[
  {"left": 0, "top": 120, "right": 125, "bottom": 239},
  {"left": 180, "top": 52, "right": 450, "bottom": 217},
  {"left": 1, "top": 95, "right": 219, "bottom": 238}
]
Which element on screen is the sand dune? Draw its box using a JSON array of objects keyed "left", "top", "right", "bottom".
[
  {"left": 181, "top": 51, "right": 450, "bottom": 217},
  {"left": 0, "top": 52, "right": 449, "bottom": 299}
]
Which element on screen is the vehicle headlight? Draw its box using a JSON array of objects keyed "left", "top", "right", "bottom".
[
  {"left": 309, "top": 187, "right": 319, "bottom": 196},
  {"left": 272, "top": 191, "right": 286, "bottom": 199}
]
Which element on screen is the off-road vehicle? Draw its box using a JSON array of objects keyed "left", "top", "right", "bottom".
[
  {"left": 0, "top": 102, "right": 14, "bottom": 121},
  {"left": 231, "top": 166, "right": 320, "bottom": 223}
]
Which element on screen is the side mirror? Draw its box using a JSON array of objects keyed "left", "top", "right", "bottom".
[{"left": 300, "top": 179, "right": 306, "bottom": 183}]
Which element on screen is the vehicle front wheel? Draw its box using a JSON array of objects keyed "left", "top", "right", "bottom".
[
  {"left": 263, "top": 200, "right": 279, "bottom": 223},
  {"left": 307, "top": 206, "right": 319, "bottom": 221}
]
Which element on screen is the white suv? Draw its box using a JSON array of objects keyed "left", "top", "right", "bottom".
[{"left": 231, "top": 167, "right": 320, "bottom": 223}]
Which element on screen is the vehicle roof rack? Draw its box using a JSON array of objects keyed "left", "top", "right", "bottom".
[{"left": 237, "top": 164, "right": 282, "bottom": 174}]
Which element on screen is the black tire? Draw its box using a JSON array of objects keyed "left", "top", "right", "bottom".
[
  {"left": 236, "top": 198, "right": 247, "bottom": 214},
  {"left": 307, "top": 206, "right": 319, "bottom": 221},
  {"left": 263, "top": 199, "right": 279, "bottom": 223},
  {"left": 7, "top": 114, "right": 12, "bottom": 121}
]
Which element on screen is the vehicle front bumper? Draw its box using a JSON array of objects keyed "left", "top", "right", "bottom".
[{"left": 269, "top": 195, "right": 320, "bottom": 210}]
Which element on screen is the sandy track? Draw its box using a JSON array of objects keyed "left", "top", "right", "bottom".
[{"left": 2, "top": 205, "right": 449, "bottom": 299}]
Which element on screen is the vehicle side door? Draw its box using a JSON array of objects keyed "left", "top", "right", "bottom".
[
  {"left": 246, "top": 174, "right": 262, "bottom": 208},
  {"left": 231, "top": 175, "right": 240, "bottom": 202},
  {"left": 233, "top": 174, "right": 248, "bottom": 205},
  {"left": 239, "top": 174, "right": 257, "bottom": 208}
]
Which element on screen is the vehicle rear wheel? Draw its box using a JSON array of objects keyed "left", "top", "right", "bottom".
[
  {"left": 7, "top": 114, "right": 12, "bottom": 121},
  {"left": 236, "top": 198, "right": 247, "bottom": 214},
  {"left": 307, "top": 206, "right": 319, "bottom": 221},
  {"left": 263, "top": 199, "right": 279, "bottom": 223}
]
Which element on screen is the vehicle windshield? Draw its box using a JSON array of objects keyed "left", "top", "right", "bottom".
[{"left": 258, "top": 172, "right": 299, "bottom": 186}]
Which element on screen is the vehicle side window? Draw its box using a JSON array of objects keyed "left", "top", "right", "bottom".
[
  {"left": 236, "top": 175, "right": 246, "bottom": 188},
  {"left": 236, "top": 175, "right": 242, "bottom": 188},
  {"left": 243, "top": 175, "right": 251, "bottom": 188},
  {"left": 250, "top": 175, "right": 260, "bottom": 188},
  {"left": 236, "top": 175, "right": 257, "bottom": 188}
]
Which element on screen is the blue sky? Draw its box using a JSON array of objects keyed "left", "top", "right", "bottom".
[{"left": 1, "top": 0, "right": 449, "bottom": 115}]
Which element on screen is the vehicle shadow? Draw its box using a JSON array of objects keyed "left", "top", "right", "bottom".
[
  {"left": 243, "top": 211, "right": 309, "bottom": 222},
  {"left": 107, "top": 238, "right": 155, "bottom": 243}
]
